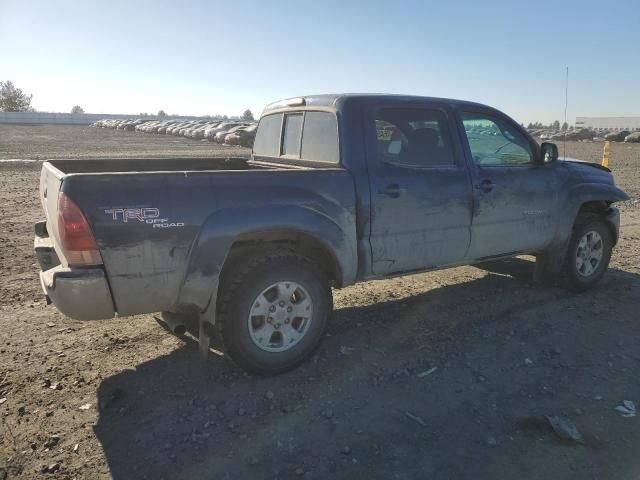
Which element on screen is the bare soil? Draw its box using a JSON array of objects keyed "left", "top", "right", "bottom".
[{"left": 1, "top": 125, "right": 639, "bottom": 480}]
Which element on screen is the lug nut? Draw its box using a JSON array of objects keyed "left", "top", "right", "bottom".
[
  {"left": 279, "top": 301, "right": 285, "bottom": 307},
  {"left": 287, "top": 306, "right": 292, "bottom": 313},
  {"left": 269, "top": 305, "right": 276, "bottom": 312}
]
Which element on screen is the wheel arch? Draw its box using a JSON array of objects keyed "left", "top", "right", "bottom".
[{"left": 176, "top": 205, "right": 357, "bottom": 319}]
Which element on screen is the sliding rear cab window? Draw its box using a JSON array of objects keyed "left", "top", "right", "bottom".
[{"left": 253, "top": 111, "right": 339, "bottom": 163}]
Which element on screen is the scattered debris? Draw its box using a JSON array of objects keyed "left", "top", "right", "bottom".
[
  {"left": 46, "top": 322, "right": 56, "bottom": 328},
  {"left": 79, "top": 403, "right": 92, "bottom": 410},
  {"left": 405, "top": 411, "right": 426, "bottom": 427},
  {"left": 339, "top": 345, "right": 354, "bottom": 355},
  {"left": 615, "top": 400, "right": 636, "bottom": 417},
  {"left": 0, "top": 398, "right": 6, "bottom": 405},
  {"left": 340, "top": 446, "right": 352, "bottom": 455},
  {"left": 416, "top": 367, "right": 437, "bottom": 378},
  {"left": 44, "top": 434, "right": 61, "bottom": 449},
  {"left": 486, "top": 436, "right": 497, "bottom": 447},
  {"left": 42, "top": 462, "right": 60, "bottom": 473},
  {"left": 546, "top": 415, "right": 584, "bottom": 444},
  {"left": 73, "top": 443, "right": 79, "bottom": 453},
  {"left": 524, "top": 358, "right": 534, "bottom": 367},
  {"left": 265, "top": 391, "right": 275, "bottom": 401}
]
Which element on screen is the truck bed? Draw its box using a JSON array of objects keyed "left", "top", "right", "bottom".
[
  {"left": 46, "top": 156, "right": 261, "bottom": 174},
  {"left": 37, "top": 157, "right": 357, "bottom": 319}
]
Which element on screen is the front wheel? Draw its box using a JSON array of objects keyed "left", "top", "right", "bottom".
[
  {"left": 218, "top": 250, "right": 332, "bottom": 375},
  {"left": 564, "top": 214, "right": 613, "bottom": 291}
]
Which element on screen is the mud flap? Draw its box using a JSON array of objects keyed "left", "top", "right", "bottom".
[
  {"left": 198, "top": 277, "right": 219, "bottom": 359},
  {"left": 534, "top": 241, "right": 568, "bottom": 283}
]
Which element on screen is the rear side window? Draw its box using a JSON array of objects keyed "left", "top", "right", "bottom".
[
  {"left": 253, "top": 113, "right": 282, "bottom": 157},
  {"left": 374, "top": 108, "right": 455, "bottom": 167},
  {"left": 301, "top": 112, "right": 339, "bottom": 163},
  {"left": 282, "top": 113, "right": 303, "bottom": 156},
  {"left": 253, "top": 110, "right": 339, "bottom": 163}
]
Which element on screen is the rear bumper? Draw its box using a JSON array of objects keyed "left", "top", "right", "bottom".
[
  {"left": 39, "top": 266, "right": 116, "bottom": 320},
  {"left": 35, "top": 221, "right": 115, "bottom": 320}
]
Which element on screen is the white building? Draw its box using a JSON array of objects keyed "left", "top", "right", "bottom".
[{"left": 575, "top": 116, "right": 640, "bottom": 132}]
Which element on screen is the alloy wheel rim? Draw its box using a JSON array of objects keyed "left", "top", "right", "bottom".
[
  {"left": 247, "top": 281, "right": 313, "bottom": 352},
  {"left": 575, "top": 230, "right": 604, "bottom": 277}
]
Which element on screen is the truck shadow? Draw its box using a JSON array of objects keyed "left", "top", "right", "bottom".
[{"left": 93, "top": 258, "right": 640, "bottom": 480}]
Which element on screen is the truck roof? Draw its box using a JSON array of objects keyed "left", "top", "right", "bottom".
[{"left": 262, "top": 93, "right": 493, "bottom": 115}]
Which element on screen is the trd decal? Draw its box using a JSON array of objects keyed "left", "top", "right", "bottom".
[
  {"left": 104, "top": 207, "right": 160, "bottom": 222},
  {"left": 104, "top": 207, "right": 184, "bottom": 228}
]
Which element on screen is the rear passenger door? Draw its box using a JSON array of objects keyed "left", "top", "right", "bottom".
[{"left": 365, "top": 104, "right": 474, "bottom": 275}]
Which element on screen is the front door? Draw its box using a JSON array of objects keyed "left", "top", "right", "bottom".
[
  {"left": 458, "top": 110, "right": 560, "bottom": 259},
  {"left": 367, "top": 104, "right": 474, "bottom": 275}
]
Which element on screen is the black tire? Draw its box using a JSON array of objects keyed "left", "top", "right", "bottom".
[
  {"left": 218, "top": 250, "right": 332, "bottom": 375},
  {"left": 564, "top": 213, "right": 613, "bottom": 291}
]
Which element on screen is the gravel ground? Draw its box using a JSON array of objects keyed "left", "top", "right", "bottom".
[{"left": 1, "top": 125, "right": 639, "bottom": 480}]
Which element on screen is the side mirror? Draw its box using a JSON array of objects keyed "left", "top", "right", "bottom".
[{"left": 540, "top": 142, "right": 558, "bottom": 163}]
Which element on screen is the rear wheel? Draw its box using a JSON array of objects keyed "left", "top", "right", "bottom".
[
  {"left": 218, "top": 250, "right": 332, "bottom": 375},
  {"left": 564, "top": 214, "right": 613, "bottom": 291}
]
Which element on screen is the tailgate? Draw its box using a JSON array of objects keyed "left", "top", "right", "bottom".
[{"left": 39, "top": 161, "right": 65, "bottom": 254}]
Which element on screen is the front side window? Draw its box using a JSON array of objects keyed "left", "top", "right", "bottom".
[
  {"left": 461, "top": 113, "right": 533, "bottom": 166},
  {"left": 374, "top": 108, "right": 455, "bottom": 167}
]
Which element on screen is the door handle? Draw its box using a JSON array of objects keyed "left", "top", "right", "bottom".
[
  {"left": 379, "top": 184, "right": 405, "bottom": 198},
  {"left": 475, "top": 179, "right": 496, "bottom": 193}
]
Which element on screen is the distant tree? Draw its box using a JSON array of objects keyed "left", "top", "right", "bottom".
[
  {"left": 527, "top": 122, "right": 533, "bottom": 129},
  {"left": 139, "top": 112, "right": 148, "bottom": 117},
  {"left": 241, "top": 109, "right": 254, "bottom": 121},
  {"left": 552, "top": 120, "right": 560, "bottom": 130},
  {"left": 157, "top": 109, "right": 167, "bottom": 118},
  {"left": 71, "top": 105, "right": 85, "bottom": 114},
  {"left": 0, "top": 80, "right": 34, "bottom": 112},
  {"left": 561, "top": 122, "right": 569, "bottom": 131},
  {"left": 222, "top": 115, "right": 229, "bottom": 120}
]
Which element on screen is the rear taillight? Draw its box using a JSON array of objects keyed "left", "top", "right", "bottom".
[{"left": 57, "top": 192, "right": 101, "bottom": 266}]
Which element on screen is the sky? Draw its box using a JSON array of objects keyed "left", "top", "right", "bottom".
[{"left": 2, "top": 0, "right": 639, "bottom": 124}]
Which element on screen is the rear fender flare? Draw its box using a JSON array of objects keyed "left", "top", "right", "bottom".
[{"left": 176, "top": 205, "right": 357, "bottom": 317}]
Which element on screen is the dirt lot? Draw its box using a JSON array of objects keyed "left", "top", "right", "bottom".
[{"left": 1, "top": 125, "right": 639, "bottom": 480}]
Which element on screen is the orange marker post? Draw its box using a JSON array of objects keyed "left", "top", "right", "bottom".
[{"left": 602, "top": 141, "right": 610, "bottom": 168}]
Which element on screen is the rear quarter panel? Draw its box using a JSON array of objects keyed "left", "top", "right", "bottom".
[{"left": 61, "top": 168, "right": 357, "bottom": 316}]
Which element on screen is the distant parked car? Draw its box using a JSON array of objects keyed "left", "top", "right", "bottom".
[
  {"left": 225, "top": 125, "right": 257, "bottom": 147},
  {"left": 605, "top": 130, "right": 631, "bottom": 142},
  {"left": 187, "top": 122, "right": 220, "bottom": 139},
  {"left": 214, "top": 124, "right": 249, "bottom": 143},
  {"left": 624, "top": 132, "right": 640, "bottom": 143},
  {"left": 166, "top": 122, "right": 191, "bottom": 135},
  {"left": 157, "top": 121, "right": 181, "bottom": 134},
  {"left": 539, "top": 131, "right": 558, "bottom": 140},
  {"left": 562, "top": 128, "right": 596, "bottom": 141},
  {"left": 204, "top": 122, "right": 242, "bottom": 141}
]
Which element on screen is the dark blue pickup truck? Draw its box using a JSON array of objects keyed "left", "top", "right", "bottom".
[{"left": 35, "top": 94, "right": 628, "bottom": 374}]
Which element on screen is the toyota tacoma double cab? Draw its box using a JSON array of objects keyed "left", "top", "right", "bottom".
[{"left": 35, "top": 94, "right": 628, "bottom": 374}]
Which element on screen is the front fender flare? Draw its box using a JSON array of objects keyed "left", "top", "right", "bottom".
[{"left": 549, "top": 182, "right": 628, "bottom": 250}]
